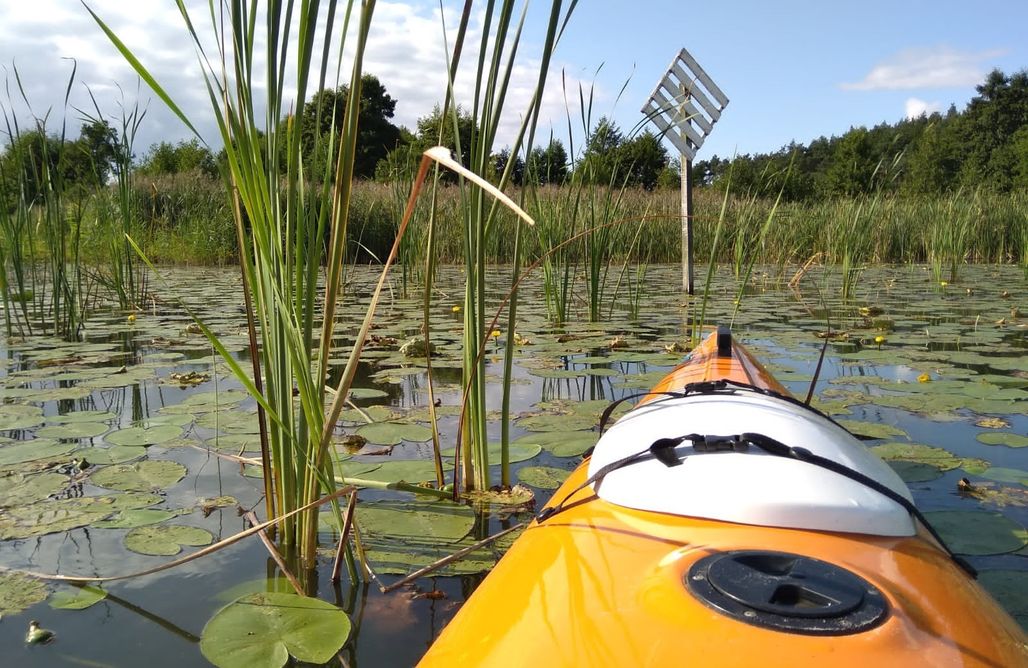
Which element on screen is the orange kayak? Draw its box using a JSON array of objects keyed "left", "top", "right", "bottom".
[{"left": 419, "top": 327, "right": 1027, "bottom": 667}]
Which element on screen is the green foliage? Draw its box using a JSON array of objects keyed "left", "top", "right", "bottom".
[
  {"left": 137, "top": 139, "right": 217, "bottom": 178},
  {"left": 695, "top": 68, "right": 1028, "bottom": 200}
]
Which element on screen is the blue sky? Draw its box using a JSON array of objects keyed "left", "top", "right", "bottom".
[
  {"left": 556, "top": 0, "right": 1028, "bottom": 160},
  {"left": 1, "top": 1, "right": 1025, "bottom": 163}
]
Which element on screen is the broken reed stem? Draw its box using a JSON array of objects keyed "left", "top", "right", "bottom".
[
  {"left": 5, "top": 486, "right": 355, "bottom": 584},
  {"left": 243, "top": 510, "right": 304, "bottom": 596},
  {"left": 349, "top": 521, "right": 384, "bottom": 593},
  {"left": 330, "top": 489, "right": 359, "bottom": 583},
  {"left": 381, "top": 522, "right": 526, "bottom": 594}
]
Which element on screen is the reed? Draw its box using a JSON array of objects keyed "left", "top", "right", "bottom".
[{"left": 89, "top": 0, "right": 383, "bottom": 570}]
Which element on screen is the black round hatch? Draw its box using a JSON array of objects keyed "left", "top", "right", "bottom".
[{"left": 686, "top": 550, "right": 888, "bottom": 635}]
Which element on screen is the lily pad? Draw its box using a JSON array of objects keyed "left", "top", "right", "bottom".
[
  {"left": 514, "top": 431, "right": 598, "bottom": 457},
  {"left": 923, "top": 510, "right": 1028, "bottom": 555},
  {"left": 0, "top": 571, "right": 48, "bottom": 616},
  {"left": 0, "top": 405, "right": 45, "bottom": 431},
  {"left": 0, "top": 438, "right": 77, "bottom": 466},
  {"left": 976, "top": 432, "right": 1028, "bottom": 448},
  {"left": 49, "top": 585, "right": 107, "bottom": 610},
  {"left": 350, "top": 460, "right": 439, "bottom": 484},
  {"left": 356, "top": 500, "right": 474, "bottom": 543},
  {"left": 835, "top": 419, "right": 909, "bottom": 440},
  {"left": 516, "top": 413, "right": 597, "bottom": 432},
  {"left": 106, "top": 424, "right": 183, "bottom": 447},
  {"left": 518, "top": 466, "right": 571, "bottom": 489},
  {"left": 124, "top": 524, "right": 214, "bottom": 556},
  {"left": 978, "top": 571, "right": 1028, "bottom": 628},
  {"left": 94, "top": 508, "right": 187, "bottom": 529},
  {"left": 355, "top": 421, "right": 433, "bottom": 446},
  {"left": 36, "top": 422, "right": 110, "bottom": 440},
  {"left": 0, "top": 493, "right": 162, "bottom": 540},
  {"left": 90, "top": 460, "right": 187, "bottom": 492},
  {"left": 978, "top": 467, "right": 1028, "bottom": 486},
  {"left": 0, "top": 472, "right": 68, "bottom": 507},
  {"left": 441, "top": 442, "right": 542, "bottom": 465},
  {"left": 200, "top": 592, "right": 351, "bottom": 668}
]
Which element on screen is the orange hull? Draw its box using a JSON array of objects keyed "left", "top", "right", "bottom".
[{"left": 419, "top": 331, "right": 1027, "bottom": 667}]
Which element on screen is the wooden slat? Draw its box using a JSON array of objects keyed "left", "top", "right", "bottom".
[
  {"left": 649, "top": 88, "right": 706, "bottom": 146},
  {"left": 677, "top": 47, "right": 729, "bottom": 108},
  {"left": 656, "top": 80, "right": 714, "bottom": 134},
  {"left": 642, "top": 100, "right": 697, "bottom": 160},
  {"left": 669, "top": 62, "right": 722, "bottom": 122}
]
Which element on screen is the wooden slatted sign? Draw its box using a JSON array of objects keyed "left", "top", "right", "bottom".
[
  {"left": 642, "top": 48, "right": 729, "bottom": 160},
  {"left": 642, "top": 48, "right": 728, "bottom": 293}
]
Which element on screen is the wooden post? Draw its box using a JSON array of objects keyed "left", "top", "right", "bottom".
[{"left": 681, "top": 153, "right": 694, "bottom": 294}]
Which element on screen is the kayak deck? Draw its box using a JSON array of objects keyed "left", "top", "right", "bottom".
[{"left": 418, "top": 329, "right": 1028, "bottom": 667}]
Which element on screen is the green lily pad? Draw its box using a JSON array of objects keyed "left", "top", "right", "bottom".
[
  {"left": 200, "top": 592, "right": 351, "bottom": 668},
  {"left": 106, "top": 424, "right": 183, "bottom": 447},
  {"left": 441, "top": 442, "right": 542, "bottom": 465},
  {"left": 0, "top": 571, "right": 48, "bottom": 616},
  {"left": 517, "top": 466, "right": 571, "bottom": 489},
  {"left": 36, "top": 422, "right": 110, "bottom": 440},
  {"left": 354, "top": 460, "right": 441, "bottom": 484},
  {"left": 0, "top": 405, "right": 45, "bottom": 431},
  {"left": 124, "top": 524, "right": 214, "bottom": 556},
  {"left": 356, "top": 500, "right": 474, "bottom": 543},
  {"left": 976, "top": 432, "right": 1028, "bottom": 448},
  {"left": 978, "top": 570, "right": 1028, "bottom": 628},
  {"left": 514, "top": 431, "right": 598, "bottom": 457},
  {"left": 0, "top": 472, "right": 67, "bottom": 507},
  {"left": 49, "top": 585, "right": 107, "bottom": 610},
  {"left": 871, "top": 442, "right": 988, "bottom": 474},
  {"left": 516, "top": 413, "right": 597, "bottom": 432},
  {"left": 923, "top": 510, "right": 1028, "bottom": 555},
  {"left": 355, "top": 421, "right": 433, "bottom": 446},
  {"left": 0, "top": 439, "right": 77, "bottom": 466},
  {"left": 94, "top": 508, "right": 187, "bottom": 529},
  {"left": 0, "top": 493, "right": 158, "bottom": 539},
  {"left": 835, "top": 419, "right": 909, "bottom": 440},
  {"left": 978, "top": 468, "right": 1028, "bottom": 486},
  {"left": 87, "top": 446, "right": 148, "bottom": 465},
  {"left": 90, "top": 460, "right": 187, "bottom": 492},
  {"left": 885, "top": 460, "right": 944, "bottom": 482},
  {"left": 347, "top": 388, "right": 389, "bottom": 400}
]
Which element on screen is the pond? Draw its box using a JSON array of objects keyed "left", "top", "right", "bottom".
[{"left": 1, "top": 263, "right": 1025, "bottom": 666}]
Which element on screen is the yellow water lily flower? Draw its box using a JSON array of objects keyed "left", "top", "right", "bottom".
[
  {"left": 490, "top": 329, "right": 501, "bottom": 338},
  {"left": 127, "top": 313, "right": 136, "bottom": 324},
  {"left": 451, "top": 305, "right": 461, "bottom": 313},
  {"left": 917, "top": 373, "right": 931, "bottom": 383}
]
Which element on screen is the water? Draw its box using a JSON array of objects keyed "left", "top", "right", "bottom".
[{"left": 0, "top": 264, "right": 1025, "bottom": 666}]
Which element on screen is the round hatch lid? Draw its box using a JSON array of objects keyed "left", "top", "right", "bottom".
[{"left": 687, "top": 550, "right": 888, "bottom": 635}]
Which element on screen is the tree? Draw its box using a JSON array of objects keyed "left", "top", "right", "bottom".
[
  {"left": 526, "top": 138, "right": 568, "bottom": 185},
  {"left": 821, "top": 127, "right": 876, "bottom": 197},
  {"left": 619, "top": 131, "right": 668, "bottom": 190},
  {"left": 299, "top": 75, "right": 402, "bottom": 179},
  {"left": 493, "top": 148, "right": 524, "bottom": 186},
  {"left": 377, "top": 105, "right": 479, "bottom": 182},
  {"left": 138, "top": 139, "right": 217, "bottom": 178},
  {"left": 577, "top": 117, "right": 623, "bottom": 185}
]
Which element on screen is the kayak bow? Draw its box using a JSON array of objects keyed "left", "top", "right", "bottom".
[{"left": 419, "top": 327, "right": 1027, "bottom": 667}]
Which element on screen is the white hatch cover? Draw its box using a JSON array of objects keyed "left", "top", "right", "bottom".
[{"left": 588, "top": 392, "right": 916, "bottom": 537}]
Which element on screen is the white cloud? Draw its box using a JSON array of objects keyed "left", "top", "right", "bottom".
[
  {"left": 841, "top": 46, "right": 1004, "bottom": 91},
  {"left": 904, "top": 97, "right": 942, "bottom": 119},
  {"left": 0, "top": 0, "right": 584, "bottom": 154}
]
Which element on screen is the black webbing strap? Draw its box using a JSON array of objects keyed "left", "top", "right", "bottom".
[
  {"left": 537, "top": 429, "right": 977, "bottom": 579},
  {"left": 738, "top": 432, "right": 977, "bottom": 578}
]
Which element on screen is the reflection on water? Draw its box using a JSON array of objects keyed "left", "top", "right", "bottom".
[{"left": 0, "top": 264, "right": 1025, "bottom": 665}]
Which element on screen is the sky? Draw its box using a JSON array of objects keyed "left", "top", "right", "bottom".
[{"left": 1, "top": 0, "right": 1026, "bottom": 163}]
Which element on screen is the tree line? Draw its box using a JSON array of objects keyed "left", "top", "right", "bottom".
[
  {"left": 694, "top": 68, "right": 1028, "bottom": 200},
  {"left": 3, "top": 68, "right": 1027, "bottom": 205}
]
